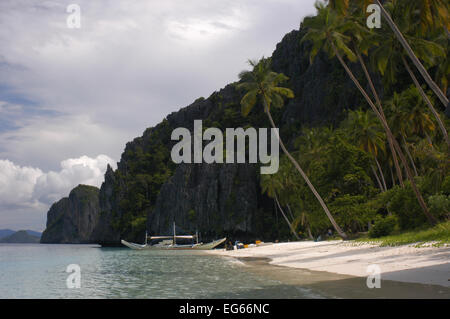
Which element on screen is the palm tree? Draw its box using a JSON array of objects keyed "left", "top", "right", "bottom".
[
  {"left": 238, "top": 57, "right": 348, "bottom": 238},
  {"left": 335, "top": 6, "right": 406, "bottom": 186},
  {"left": 302, "top": 2, "right": 437, "bottom": 225},
  {"left": 345, "top": 109, "right": 387, "bottom": 191},
  {"left": 368, "top": 5, "right": 448, "bottom": 149},
  {"left": 404, "top": 0, "right": 449, "bottom": 35},
  {"left": 405, "top": 88, "right": 437, "bottom": 144},
  {"left": 374, "top": 0, "right": 449, "bottom": 108},
  {"left": 260, "top": 173, "right": 299, "bottom": 240},
  {"left": 386, "top": 92, "right": 420, "bottom": 176},
  {"left": 401, "top": 55, "right": 448, "bottom": 148}
]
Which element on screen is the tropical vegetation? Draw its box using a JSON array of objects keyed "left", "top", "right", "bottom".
[{"left": 238, "top": 0, "right": 449, "bottom": 241}]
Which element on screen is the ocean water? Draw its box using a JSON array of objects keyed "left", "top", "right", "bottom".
[
  {"left": 0, "top": 244, "right": 324, "bottom": 299},
  {"left": 1, "top": 244, "right": 449, "bottom": 299}
]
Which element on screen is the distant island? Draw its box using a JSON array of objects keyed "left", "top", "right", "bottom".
[{"left": 0, "top": 230, "right": 41, "bottom": 243}]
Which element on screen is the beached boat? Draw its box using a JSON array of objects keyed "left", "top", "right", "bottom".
[{"left": 121, "top": 222, "right": 226, "bottom": 250}]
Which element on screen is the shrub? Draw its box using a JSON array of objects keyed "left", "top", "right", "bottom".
[
  {"left": 387, "top": 184, "right": 426, "bottom": 230},
  {"left": 428, "top": 194, "right": 450, "bottom": 220},
  {"left": 442, "top": 176, "right": 450, "bottom": 195},
  {"left": 369, "top": 215, "right": 397, "bottom": 238}
]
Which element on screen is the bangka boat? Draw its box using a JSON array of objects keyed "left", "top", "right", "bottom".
[{"left": 121, "top": 222, "right": 226, "bottom": 250}]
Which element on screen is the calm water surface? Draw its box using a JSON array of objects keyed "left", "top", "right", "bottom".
[
  {"left": 1, "top": 244, "right": 449, "bottom": 299},
  {"left": 0, "top": 244, "right": 324, "bottom": 298}
]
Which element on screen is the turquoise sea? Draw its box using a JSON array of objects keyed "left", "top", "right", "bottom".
[
  {"left": 0, "top": 244, "right": 325, "bottom": 299},
  {"left": 1, "top": 244, "right": 449, "bottom": 299}
]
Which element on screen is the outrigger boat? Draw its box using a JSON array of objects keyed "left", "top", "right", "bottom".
[{"left": 121, "top": 222, "right": 226, "bottom": 250}]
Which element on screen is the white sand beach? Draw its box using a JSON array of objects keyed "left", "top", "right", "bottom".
[{"left": 207, "top": 241, "right": 450, "bottom": 288}]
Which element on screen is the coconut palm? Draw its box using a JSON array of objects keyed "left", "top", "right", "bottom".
[
  {"left": 386, "top": 92, "right": 420, "bottom": 176},
  {"left": 238, "top": 57, "right": 348, "bottom": 238},
  {"left": 368, "top": 5, "right": 448, "bottom": 149},
  {"left": 327, "top": 0, "right": 372, "bottom": 17},
  {"left": 403, "top": 88, "right": 437, "bottom": 143},
  {"left": 345, "top": 109, "right": 387, "bottom": 191},
  {"left": 405, "top": 0, "right": 449, "bottom": 35},
  {"left": 333, "top": 6, "right": 406, "bottom": 186},
  {"left": 374, "top": 0, "right": 449, "bottom": 108},
  {"left": 294, "top": 127, "right": 330, "bottom": 166},
  {"left": 302, "top": 2, "right": 437, "bottom": 225}
]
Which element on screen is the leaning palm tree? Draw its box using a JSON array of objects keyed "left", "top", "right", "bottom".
[
  {"left": 238, "top": 57, "right": 348, "bottom": 239},
  {"left": 374, "top": 0, "right": 449, "bottom": 108},
  {"left": 368, "top": 4, "right": 448, "bottom": 149},
  {"left": 335, "top": 7, "right": 406, "bottom": 186},
  {"left": 331, "top": 0, "right": 449, "bottom": 106},
  {"left": 302, "top": 2, "right": 437, "bottom": 225}
]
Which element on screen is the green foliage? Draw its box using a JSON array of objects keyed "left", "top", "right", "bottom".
[
  {"left": 386, "top": 184, "right": 426, "bottom": 230},
  {"left": 428, "top": 194, "right": 450, "bottom": 220},
  {"left": 237, "top": 57, "right": 294, "bottom": 116},
  {"left": 106, "top": 0, "right": 449, "bottom": 243},
  {"left": 442, "top": 176, "right": 450, "bottom": 195},
  {"left": 358, "top": 221, "right": 450, "bottom": 247},
  {"left": 369, "top": 215, "right": 398, "bottom": 238}
]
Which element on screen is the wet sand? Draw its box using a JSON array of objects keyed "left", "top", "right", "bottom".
[{"left": 207, "top": 241, "right": 450, "bottom": 298}]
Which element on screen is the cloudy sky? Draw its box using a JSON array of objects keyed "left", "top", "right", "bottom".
[{"left": 0, "top": 0, "right": 317, "bottom": 231}]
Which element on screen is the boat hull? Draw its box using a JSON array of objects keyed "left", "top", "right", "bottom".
[{"left": 121, "top": 237, "right": 226, "bottom": 250}]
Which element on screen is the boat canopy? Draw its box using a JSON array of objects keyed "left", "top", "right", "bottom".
[{"left": 149, "top": 235, "right": 195, "bottom": 240}]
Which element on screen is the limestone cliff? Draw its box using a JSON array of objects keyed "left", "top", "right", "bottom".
[
  {"left": 47, "top": 25, "right": 386, "bottom": 245},
  {"left": 40, "top": 185, "right": 100, "bottom": 244}
]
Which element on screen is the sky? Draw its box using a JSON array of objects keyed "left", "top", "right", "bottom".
[{"left": 0, "top": 0, "right": 317, "bottom": 231}]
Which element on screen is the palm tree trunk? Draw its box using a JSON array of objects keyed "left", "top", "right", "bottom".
[
  {"left": 402, "top": 135, "right": 418, "bottom": 176},
  {"left": 274, "top": 193, "right": 300, "bottom": 240},
  {"left": 302, "top": 212, "right": 314, "bottom": 240},
  {"left": 307, "top": 227, "right": 314, "bottom": 240},
  {"left": 375, "top": 0, "right": 449, "bottom": 107},
  {"left": 371, "top": 165, "right": 384, "bottom": 192},
  {"left": 262, "top": 101, "right": 348, "bottom": 239},
  {"left": 329, "top": 40, "right": 437, "bottom": 226},
  {"left": 356, "top": 48, "right": 404, "bottom": 186},
  {"left": 374, "top": 157, "right": 387, "bottom": 191},
  {"left": 401, "top": 55, "right": 449, "bottom": 149},
  {"left": 390, "top": 165, "right": 395, "bottom": 187},
  {"left": 286, "top": 203, "right": 295, "bottom": 221}
]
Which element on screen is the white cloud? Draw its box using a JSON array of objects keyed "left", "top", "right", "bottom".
[
  {"left": 0, "top": 159, "right": 42, "bottom": 207},
  {"left": 0, "top": 0, "right": 317, "bottom": 230},
  {"left": 0, "top": 114, "right": 127, "bottom": 171},
  {"left": 33, "top": 154, "right": 115, "bottom": 204},
  {"left": 0, "top": 155, "right": 116, "bottom": 230}
]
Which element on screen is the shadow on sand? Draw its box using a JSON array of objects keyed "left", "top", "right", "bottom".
[{"left": 231, "top": 257, "right": 450, "bottom": 299}]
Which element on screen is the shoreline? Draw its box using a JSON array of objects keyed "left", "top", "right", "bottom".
[{"left": 207, "top": 241, "right": 450, "bottom": 289}]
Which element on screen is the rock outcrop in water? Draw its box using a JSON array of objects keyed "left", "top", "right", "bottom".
[{"left": 40, "top": 185, "right": 100, "bottom": 244}]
